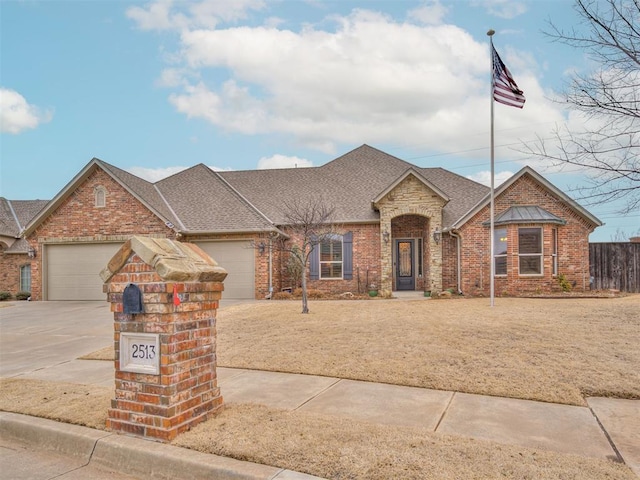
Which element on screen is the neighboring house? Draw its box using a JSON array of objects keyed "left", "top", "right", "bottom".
[
  {"left": 0, "top": 198, "right": 48, "bottom": 296},
  {"left": 1, "top": 145, "right": 602, "bottom": 301}
]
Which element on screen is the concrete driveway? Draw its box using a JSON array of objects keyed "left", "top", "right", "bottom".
[{"left": 0, "top": 301, "right": 112, "bottom": 378}]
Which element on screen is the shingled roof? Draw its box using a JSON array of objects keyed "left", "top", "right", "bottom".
[
  {"left": 19, "top": 145, "right": 496, "bottom": 236},
  {"left": 220, "top": 145, "right": 489, "bottom": 226},
  {"left": 1, "top": 198, "right": 48, "bottom": 237},
  {"left": 0, "top": 198, "right": 48, "bottom": 252},
  {"left": 155, "top": 164, "right": 278, "bottom": 233}
]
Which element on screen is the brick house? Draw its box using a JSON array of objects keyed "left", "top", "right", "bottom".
[{"left": 1, "top": 145, "right": 601, "bottom": 301}]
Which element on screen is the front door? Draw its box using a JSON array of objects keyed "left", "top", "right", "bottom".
[{"left": 395, "top": 239, "right": 415, "bottom": 290}]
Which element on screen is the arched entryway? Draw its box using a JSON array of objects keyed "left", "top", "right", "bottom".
[{"left": 391, "top": 214, "right": 430, "bottom": 291}]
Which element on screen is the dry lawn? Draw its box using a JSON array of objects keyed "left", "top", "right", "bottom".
[
  {"left": 2, "top": 295, "right": 638, "bottom": 479},
  {"left": 218, "top": 295, "right": 640, "bottom": 406},
  {"left": 0, "top": 379, "right": 635, "bottom": 480}
]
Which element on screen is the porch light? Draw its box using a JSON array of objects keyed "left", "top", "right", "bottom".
[
  {"left": 27, "top": 247, "right": 36, "bottom": 259},
  {"left": 432, "top": 228, "right": 441, "bottom": 245},
  {"left": 382, "top": 230, "right": 390, "bottom": 244},
  {"left": 258, "top": 242, "right": 266, "bottom": 255}
]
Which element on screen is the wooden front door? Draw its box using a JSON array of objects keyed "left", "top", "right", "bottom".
[{"left": 395, "top": 239, "right": 415, "bottom": 290}]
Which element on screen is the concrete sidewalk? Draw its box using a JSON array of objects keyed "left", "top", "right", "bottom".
[
  {"left": 5, "top": 359, "right": 640, "bottom": 478},
  {"left": 1, "top": 301, "right": 639, "bottom": 478}
]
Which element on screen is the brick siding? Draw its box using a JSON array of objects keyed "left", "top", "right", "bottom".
[
  {"left": 0, "top": 250, "right": 30, "bottom": 296},
  {"left": 457, "top": 174, "right": 596, "bottom": 296},
  {"left": 26, "top": 168, "right": 172, "bottom": 300}
]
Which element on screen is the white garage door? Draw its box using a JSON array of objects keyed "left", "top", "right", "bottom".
[
  {"left": 46, "top": 243, "right": 122, "bottom": 300},
  {"left": 195, "top": 241, "right": 254, "bottom": 299}
]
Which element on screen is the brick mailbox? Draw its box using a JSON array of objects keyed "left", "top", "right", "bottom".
[{"left": 100, "top": 236, "right": 227, "bottom": 441}]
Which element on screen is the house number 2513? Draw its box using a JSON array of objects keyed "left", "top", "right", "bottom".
[
  {"left": 131, "top": 343, "right": 156, "bottom": 359},
  {"left": 120, "top": 333, "right": 160, "bottom": 374}
]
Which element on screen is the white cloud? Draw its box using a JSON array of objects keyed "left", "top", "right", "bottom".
[
  {"left": 128, "top": 164, "right": 234, "bottom": 182},
  {"left": 257, "top": 154, "right": 313, "bottom": 169},
  {"left": 140, "top": 4, "right": 566, "bottom": 157},
  {"left": 467, "top": 170, "right": 515, "bottom": 187},
  {"left": 128, "top": 166, "right": 189, "bottom": 181},
  {"left": 472, "top": 0, "right": 527, "bottom": 19},
  {"left": 126, "top": 0, "right": 266, "bottom": 31},
  {"left": 0, "top": 88, "right": 53, "bottom": 134},
  {"left": 408, "top": 1, "right": 449, "bottom": 25}
]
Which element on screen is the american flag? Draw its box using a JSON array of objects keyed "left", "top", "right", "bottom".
[{"left": 491, "top": 44, "right": 525, "bottom": 108}]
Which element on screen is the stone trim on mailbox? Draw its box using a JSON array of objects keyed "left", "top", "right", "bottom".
[{"left": 101, "top": 236, "right": 227, "bottom": 442}]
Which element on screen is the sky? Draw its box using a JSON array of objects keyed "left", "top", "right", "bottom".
[{"left": 1, "top": 0, "right": 638, "bottom": 241}]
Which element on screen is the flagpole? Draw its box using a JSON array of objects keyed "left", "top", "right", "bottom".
[{"left": 487, "top": 29, "right": 495, "bottom": 307}]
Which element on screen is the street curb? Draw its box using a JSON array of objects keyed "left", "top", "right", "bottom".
[
  {"left": 0, "top": 411, "right": 110, "bottom": 461},
  {"left": 0, "top": 412, "right": 324, "bottom": 480}
]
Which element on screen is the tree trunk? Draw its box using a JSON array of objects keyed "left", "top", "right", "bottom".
[{"left": 300, "top": 270, "right": 309, "bottom": 314}]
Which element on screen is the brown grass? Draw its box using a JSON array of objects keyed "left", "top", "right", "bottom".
[
  {"left": 3, "top": 295, "right": 638, "bottom": 479},
  {"left": 0, "top": 379, "right": 635, "bottom": 480},
  {"left": 218, "top": 295, "right": 640, "bottom": 406}
]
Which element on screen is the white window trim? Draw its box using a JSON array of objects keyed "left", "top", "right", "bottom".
[
  {"left": 494, "top": 228, "right": 508, "bottom": 277},
  {"left": 518, "top": 227, "right": 543, "bottom": 276},
  {"left": 319, "top": 235, "right": 343, "bottom": 280},
  {"left": 20, "top": 264, "right": 31, "bottom": 292}
]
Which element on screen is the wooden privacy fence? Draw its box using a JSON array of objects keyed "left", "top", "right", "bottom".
[{"left": 589, "top": 243, "right": 640, "bottom": 293}]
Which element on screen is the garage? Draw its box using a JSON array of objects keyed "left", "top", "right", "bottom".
[
  {"left": 195, "top": 241, "right": 255, "bottom": 299},
  {"left": 45, "top": 243, "right": 123, "bottom": 300}
]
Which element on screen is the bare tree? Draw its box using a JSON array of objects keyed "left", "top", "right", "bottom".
[
  {"left": 522, "top": 0, "right": 640, "bottom": 213},
  {"left": 278, "top": 197, "right": 339, "bottom": 314}
]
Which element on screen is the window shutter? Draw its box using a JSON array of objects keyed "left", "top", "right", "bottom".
[
  {"left": 343, "top": 232, "right": 353, "bottom": 280},
  {"left": 309, "top": 237, "right": 319, "bottom": 280}
]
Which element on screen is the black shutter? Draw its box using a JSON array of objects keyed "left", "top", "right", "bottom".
[{"left": 343, "top": 232, "right": 353, "bottom": 280}]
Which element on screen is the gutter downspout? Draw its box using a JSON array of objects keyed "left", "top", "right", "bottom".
[
  {"left": 448, "top": 230, "right": 463, "bottom": 295},
  {"left": 268, "top": 236, "right": 273, "bottom": 299}
]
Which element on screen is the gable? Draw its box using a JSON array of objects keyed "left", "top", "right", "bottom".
[
  {"left": 30, "top": 168, "right": 170, "bottom": 239},
  {"left": 373, "top": 171, "right": 448, "bottom": 216},
  {"left": 451, "top": 167, "right": 602, "bottom": 231},
  {"left": 373, "top": 169, "right": 449, "bottom": 207}
]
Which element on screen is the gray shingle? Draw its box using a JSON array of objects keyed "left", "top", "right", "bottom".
[
  {"left": 220, "top": 144, "right": 488, "bottom": 226},
  {"left": 0, "top": 198, "right": 48, "bottom": 237},
  {"left": 156, "top": 164, "right": 276, "bottom": 233}
]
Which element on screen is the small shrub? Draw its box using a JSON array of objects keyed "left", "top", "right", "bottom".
[
  {"left": 557, "top": 274, "right": 572, "bottom": 292},
  {"left": 272, "top": 291, "right": 293, "bottom": 300},
  {"left": 290, "top": 288, "right": 325, "bottom": 299},
  {"left": 0, "top": 291, "right": 11, "bottom": 301},
  {"left": 16, "top": 291, "right": 31, "bottom": 300}
]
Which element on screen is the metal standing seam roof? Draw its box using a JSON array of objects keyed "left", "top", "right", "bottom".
[{"left": 482, "top": 205, "right": 567, "bottom": 226}]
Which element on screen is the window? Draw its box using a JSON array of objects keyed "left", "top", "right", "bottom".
[
  {"left": 494, "top": 228, "right": 507, "bottom": 275},
  {"left": 20, "top": 264, "right": 31, "bottom": 292},
  {"left": 320, "top": 235, "right": 343, "bottom": 279},
  {"left": 551, "top": 228, "right": 558, "bottom": 276},
  {"left": 309, "top": 232, "right": 352, "bottom": 281},
  {"left": 519, "top": 227, "right": 543, "bottom": 275},
  {"left": 95, "top": 186, "right": 106, "bottom": 207}
]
